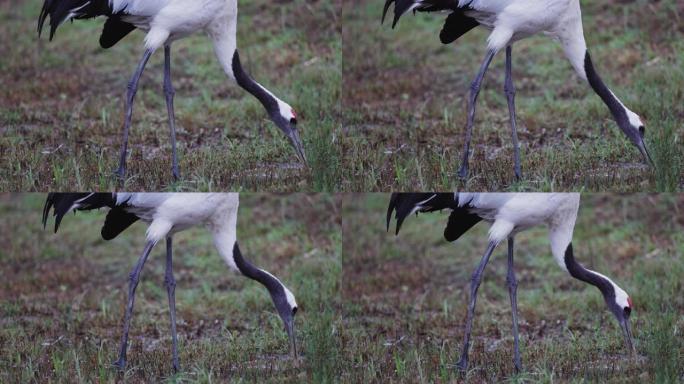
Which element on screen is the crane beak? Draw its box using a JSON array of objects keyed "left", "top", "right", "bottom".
[
  {"left": 287, "top": 127, "right": 308, "bottom": 166},
  {"left": 620, "top": 318, "right": 636, "bottom": 355},
  {"left": 284, "top": 313, "right": 298, "bottom": 359},
  {"left": 273, "top": 117, "right": 307, "bottom": 165},
  {"left": 637, "top": 140, "right": 654, "bottom": 168}
]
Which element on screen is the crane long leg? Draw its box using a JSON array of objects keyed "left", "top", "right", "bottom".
[
  {"left": 456, "top": 241, "right": 498, "bottom": 372},
  {"left": 504, "top": 46, "right": 522, "bottom": 180},
  {"left": 163, "top": 45, "right": 181, "bottom": 181},
  {"left": 458, "top": 49, "right": 497, "bottom": 180},
  {"left": 165, "top": 236, "right": 180, "bottom": 372},
  {"left": 506, "top": 236, "right": 522, "bottom": 372},
  {"left": 113, "top": 241, "right": 155, "bottom": 371},
  {"left": 115, "top": 49, "right": 154, "bottom": 181}
]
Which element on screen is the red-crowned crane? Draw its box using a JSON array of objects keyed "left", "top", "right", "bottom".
[
  {"left": 382, "top": 0, "right": 652, "bottom": 180},
  {"left": 387, "top": 193, "right": 635, "bottom": 372},
  {"left": 42, "top": 193, "right": 298, "bottom": 372},
  {"left": 38, "top": 0, "right": 307, "bottom": 181}
]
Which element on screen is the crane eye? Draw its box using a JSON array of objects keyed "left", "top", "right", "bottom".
[
  {"left": 292, "top": 307, "right": 298, "bottom": 316},
  {"left": 623, "top": 307, "right": 631, "bottom": 317},
  {"left": 638, "top": 126, "right": 645, "bottom": 137},
  {"left": 290, "top": 117, "right": 297, "bottom": 125}
]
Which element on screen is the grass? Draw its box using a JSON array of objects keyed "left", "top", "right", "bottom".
[
  {"left": 341, "top": 0, "right": 684, "bottom": 191},
  {"left": 0, "top": 194, "right": 342, "bottom": 382},
  {"left": 341, "top": 194, "right": 684, "bottom": 382},
  {"left": 0, "top": 1, "right": 342, "bottom": 192}
]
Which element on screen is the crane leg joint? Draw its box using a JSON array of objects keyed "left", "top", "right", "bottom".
[
  {"left": 128, "top": 271, "right": 140, "bottom": 283},
  {"left": 469, "top": 81, "right": 481, "bottom": 95},
  {"left": 163, "top": 83, "right": 175, "bottom": 98},
  {"left": 126, "top": 82, "right": 138, "bottom": 102},
  {"left": 504, "top": 83, "right": 515, "bottom": 97},
  {"left": 469, "top": 272, "right": 483, "bottom": 290},
  {"left": 506, "top": 274, "right": 518, "bottom": 289},
  {"left": 164, "top": 275, "right": 176, "bottom": 290}
]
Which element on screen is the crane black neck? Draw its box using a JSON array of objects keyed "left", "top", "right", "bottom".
[
  {"left": 232, "top": 242, "right": 285, "bottom": 296},
  {"left": 583, "top": 51, "right": 632, "bottom": 131},
  {"left": 563, "top": 243, "right": 616, "bottom": 302},
  {"left": 231, "top": 50, "right": 280, "bottom": 119}
]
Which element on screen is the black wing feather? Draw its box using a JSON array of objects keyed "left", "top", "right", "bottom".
[
  {"left": 102, "top": 207, "right": 139, "bottom": 240},
  {"left": 440, "top": 10, "right": 479, "bottom": 44},
  {"left": 444, "top": 208, "right": 481, "bottom": 242},
  {"left": 100, "top": 17, "right": 136, "bottom": 48}
]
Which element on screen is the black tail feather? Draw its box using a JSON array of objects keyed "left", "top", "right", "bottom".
[
  {"left": 386, "top": 193, "right": 456, "bottom": 235},
  {"left": 42, "top": 193, "right": 116, "bottom": 233},
  {"left": 386, "top": 193, "right": 400, "bottom": 232},
  {"left": 382, "top": 0, "right": 419, "bottom": 28},
  {"left": 38, "top": 0, "right": 112, "bottom": 40},
  {"left": 387, "top": 193, "right": 481, "bottom": 241},
  {"left": 382, "top": 0, "right": 479, "bottom": 44}
]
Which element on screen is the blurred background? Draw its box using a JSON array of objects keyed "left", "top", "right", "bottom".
[
  {"left": 0, "top": 193, "right": 341, "bottom": 382},
  {"left": 0, "top": 0, "right": 342, "bottom": 191},
  {"left": 342, "top": 194, "right": 683, "bottom": 382},
  {"left": 341, "top": 0, "right": 683, "bottom": 191}
]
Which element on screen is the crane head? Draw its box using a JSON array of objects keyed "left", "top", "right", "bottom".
[
  {"left": 606, "top": 285, "right": 635, "bottom": 354},
  {"left": 270, "top": 281, "right": 299, "bottom": 359},
  {"left": 271, "top": 101, "right": 307, "bottom": 165},
  {"left": 618, "top": 109, "right": 653, "bottom": 167}
]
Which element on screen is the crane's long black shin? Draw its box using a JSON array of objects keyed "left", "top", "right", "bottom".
[
  {"left": 504, "top": 46, "right": 521, "bottom": 179},
  {"left": 163, "top": 46, "right": 180, "bottom": 180},
  {"left": 458, "top": 49, "right": 496, "bottom": 180},
  {"left": 115, "top": 49, "right": 154, "bottom": 180},
  {"left": 506, "top": 237, "right": 522, "bottom": 371},
  {"left": 457, "top": 241, "right": 498, "bottom": 371},
  {"left": 165, "top": 237, "right": 180, "bottom": 372},
  {"left": 113, "top": 240, "right": 155, "bottom": 370}
]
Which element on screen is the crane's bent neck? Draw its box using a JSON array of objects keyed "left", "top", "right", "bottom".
[
  {"left": 211, "top": 218, "right": 296, "bottom": 309},
  {"left": 231, "top": 51, "right": 283, "bottom": 118},
  {"left": 563, "top": 243, "right": 627, "bottom": 305},
  {"left": 210, "top": 26, "right": 287, "bottom": 121},
  {"left": 556, "top": 3, "right": 641, "bottom": 132},
  {"left": 583, "top": 53, "right": 640, "bottom": 131},
  {"left": 232, "top": 242, "right": 297, "bottom": 308}
]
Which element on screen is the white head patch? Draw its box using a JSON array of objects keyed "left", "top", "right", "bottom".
[
  {"left": 256, "top": 83, "right": 295, "bottom": 121},
  {"left": 610, "top": 90, "right": 643, "bottom": 128},
  {"left": 593, "top": 270, "right": 630, "bottom": 308},
  {"left": 262, "top": 269, "right": 298, "bottom": 309}
]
